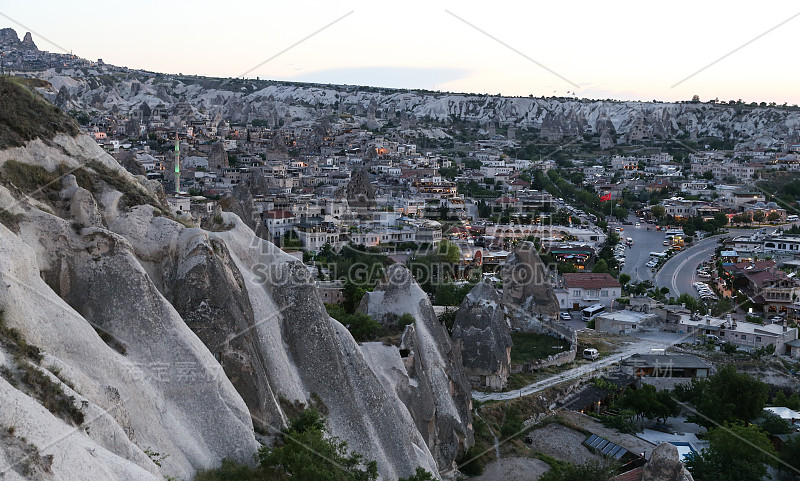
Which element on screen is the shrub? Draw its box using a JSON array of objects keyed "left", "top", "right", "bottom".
[
  {"left": 398, "top": 313, "right": 416, "bottom": 327},
  {"left": 0, "top": 312, "right": 42, "bottom": 363},
  {"left": 258, "top": 407, "right": 378, "bottom": 481},
  {"left": 0, "top": 209, "right": 23, "bottom": 233}
]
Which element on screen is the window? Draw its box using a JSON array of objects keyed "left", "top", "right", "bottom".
[
  {"left": 601, "top": 290, "right": 609, "bottom": 297},
  {"left": 741, "top": 335, "right": 747, "bottom": 341},
  {"left": 756, "top": 336, "right": 762, "bottom": 343},
  {"left": 573, "top": 290, "right": 581, "bottom": 296}
]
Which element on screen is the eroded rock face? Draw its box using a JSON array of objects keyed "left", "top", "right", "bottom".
[
  {"left": 642, "top": 442, "right": 694, "bottom": 481},
  {"left": 502, "top": 242, "right": 560, "bottom": 323},
  {"left": 0, "top": 134, "right": 448, "bottom": 481},
  {"left": 2, "top": 206, "right": 257, "bottom": 479},
  {"left": 221, "top": 182, "right": 266, "bottom": 237},
  {"left": 452, "top": 281, "right": 512, "bottom": 390},
  {"left": 360, "top": 265, "right": 474, "bottom": 475},
  {"left": 208, "top": 142, "right": 228, "bottom": 170},
  {"left": 216, "top": 225, "right": 440, "bottom": 480},
  {"left": 346, "top": 169, "right": 376, "bottom": 211}
]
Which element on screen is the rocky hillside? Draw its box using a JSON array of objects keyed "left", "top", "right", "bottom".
[
  {"left": 0, "top": 77, "right": 468, "bottom": 480},
  {"left": 28, "top": 68, "right": 800, "bottom": 147}
]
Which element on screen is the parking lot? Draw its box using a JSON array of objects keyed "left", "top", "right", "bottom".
[{"left": 614, "top": 220, "right": 676, "bottom": 283}]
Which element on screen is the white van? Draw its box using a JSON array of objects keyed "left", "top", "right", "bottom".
[{"left": 583, "top": 348, "right": 599, "bottom": 361}]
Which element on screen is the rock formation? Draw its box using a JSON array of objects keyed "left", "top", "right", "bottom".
[
  {"left": 113, "top": 151, "right": 145, "bottom": 176},
  {"left": 220, "top": 182, "right": 266, "bottom": 238},
  {"left": 642, "top": 442, "right": 694, "bottom": 481},
  {"left": 360, "top": 265, "right": 474, "bottom": 475},
  {"left": 207, "top": 142, "right": 228, "bottom": 170},
  {"left": 502, "top": 241, "right": 560, "bottom": 323},
  {"left": 451, "top": 281, "right": 512, "bottom": 390},
  {"left": 25, "top": 64, "right": 800, "bottom": 149},
  {"left": 21, "top": 32, "right": 38, "bottom": 51},
  {"left": 0, "top": 81, "right": 457, "bottom": 480},
  {"left": 345, "top": 168, "right": 376, "bottom": 211}
]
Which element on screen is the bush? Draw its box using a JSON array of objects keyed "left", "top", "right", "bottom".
[
  {"left": 0, "top": 209, "right": 24, "bottom": 233},
  {"left": 456, "top": 444, "right": 488, "bottom": 476},
  {"left": 0, "top": 312, "right": 42, "bottom": 363},
  {"left": 326, "top": 305, "right": 381, "bottom": 342},
  {"left": 538, "top": 460, "right": 617, "bottom": 481},
  {"left": 398, "top": 313, "right": 415, "bottom": 327},
  {"left": 259, "top": 407, "right": 378, "bottom": 481}
]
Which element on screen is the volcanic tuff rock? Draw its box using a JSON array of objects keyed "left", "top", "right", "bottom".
[
  {"left": 0, "top": 85, "right": 453, "bottom": 479},
  {"left": 642, "top": 443, "right": 694, "bottom": 481},
  {"left": 502, "top": 242, "right": 560, "bottom": 323},
  {"left": 28, "top": 66, "right": 800, "bottom": 148},
  {"left": 346, "top": 168, "right": 376, "bottom": 210},
  {"left": 0, "top": 28, "right": 36, "bottom": 50},
  {"left": 360, "top": 265, "right": 474, "bottom": 475},
  {"left": 207, "top": 142, "right": 228, "bottom": 170},
  {"left": 451, "top": 281, "right": 512, "bottom": 390},
  {"left": 21, "top": 32, "right": 38, "bottom": 51}
]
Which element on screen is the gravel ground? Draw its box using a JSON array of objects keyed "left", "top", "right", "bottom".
[
  {"left": 523, "top": 423, "right": 601, "bottom": 465},
  {"left": 471, "top": 457, "right": 551, "bottom": 481}
]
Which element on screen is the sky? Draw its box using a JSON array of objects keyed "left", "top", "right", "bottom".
[{"left": 4, "top": 1, "right": 800, "bottom": 104}]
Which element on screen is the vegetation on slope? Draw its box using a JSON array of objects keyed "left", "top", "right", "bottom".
[
  {"left": 193, "top": 406, "right": 437, "bottom": 481},
  {"left": 0, "top": 76, "right": 79, "bottom": 149},
  {"left": 0, "top": 312, "right": 85, "bottom": 425}
]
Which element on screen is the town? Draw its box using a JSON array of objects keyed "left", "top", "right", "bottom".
[{"left": 2, "top": 25, "right": 800, "bottom": 481}]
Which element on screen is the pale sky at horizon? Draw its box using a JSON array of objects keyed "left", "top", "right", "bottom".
[{"left": 4, "top": 1, "right": 800, "bottom": 104}]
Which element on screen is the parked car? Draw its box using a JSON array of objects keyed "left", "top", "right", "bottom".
[
  {"left": 561, "top": 312, "right": 572, "bottom": 321},
  {"left": 583, "top": 348, "right": 599, "bottom": 361}
]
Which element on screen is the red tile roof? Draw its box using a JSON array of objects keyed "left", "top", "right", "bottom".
[
  {"left": 563, "top": 273, "right": 621, "bottom": 289},
  {"left": 611, "top": 467, "right": 643, "bottom": 481},
  {"left": 265, "top": 210, "right": 295, "bottom": 219}
]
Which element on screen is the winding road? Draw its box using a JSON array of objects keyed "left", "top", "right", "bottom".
[{"left": 653, "top": 230, "right": 747, "bottom": 298}]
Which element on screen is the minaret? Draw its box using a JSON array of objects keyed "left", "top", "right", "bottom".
[{"left": 174, "top": 132, "right": 181, "bottom": 194}]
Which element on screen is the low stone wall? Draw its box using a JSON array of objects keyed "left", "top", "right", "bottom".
[
  {"left": 515, "top": 316, "right": 579, "bottom": 372},
  {"left": 521, "top": 348, "right": 577, "bottom": 372}
]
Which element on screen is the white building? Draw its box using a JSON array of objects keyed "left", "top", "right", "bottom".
[{"left": 555, "top": 273, "right": 622, "bottom": 310}]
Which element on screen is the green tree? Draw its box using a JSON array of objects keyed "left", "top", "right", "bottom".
[
  {"left": 651, "top": 205, "right": 666, "bottom": 220},
  {"left": 712, "top": 212, "right": 729, "bottom": 230},
  {"left": 675, "top": 365, "right": 768, "bottom": 428},
  {"left": 615, "top": 385, "right": 679, "bottom": 424},
  {"left": 686, "top": 423, "right": 775, "bottom": 481},
  {"left": 259, "top": 407, "right": 378, "bottom": 481},
  {"left": 618, "top": 273, "right": 631, "bottom": 287},
  {"left": 398, "top": 313, "right": 415, "bottom": 327},
  {"left": 754, "top": 411, "right": 791, "bottom": 435},
  {"left": 437, "top": 240, "right": 461, "bottom": 264},
  {"left": 592, "top": 259, "right": 609, "bottom": 274},
  {"left": 779, "top": 435, "right": 800, "bottom": 475},
  {"left": 342, "top": 281, "right": 369, "bottom": 314},
  {"left": 326, "top": 305, "right": 382, "bottom": 342}
]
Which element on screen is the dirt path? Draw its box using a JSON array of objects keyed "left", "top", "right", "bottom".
[
  {"left": 523, "top": 423, "right": 601, "bottom": 465},
  {"left": 559, "top": 410, "right": 656, "bottom": 458}
]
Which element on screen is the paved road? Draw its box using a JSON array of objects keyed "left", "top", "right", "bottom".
[
  {"left": 473, "top": 331, "right": 684, "bottom": 402},
  {"left": 654, "top": 230, "right": 747, "bottom": 298}
]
